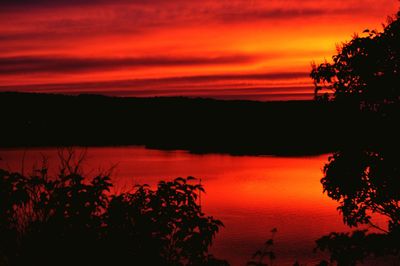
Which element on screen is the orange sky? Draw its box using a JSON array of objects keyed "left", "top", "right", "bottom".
[{"left": 0, "top": 0, "right": 398, "bottom": 101}]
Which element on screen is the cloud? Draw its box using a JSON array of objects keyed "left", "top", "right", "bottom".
[
  {"left": 216, "top": 7, "right": 366, "bottom": 24},
  {"left": 0, "top": 0, "right": 396, "bottom": 101},
  {"left": 0, "top": 71, "right": 310, "bottom": 93},
  {"left": 0, "top": 81, "right": 313, "bottom": 101},
  {"left": 0, "top": 54, "right": 261, "bottom": 74},
  {"left": 0, "top": 1, "right": 377, "bottom": 29}
]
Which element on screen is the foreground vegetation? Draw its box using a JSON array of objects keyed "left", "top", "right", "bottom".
[
  {"left": 0, "top": 153, "right": 227, "bottom": 266},
  {"left": 309, "top": 10, "right": 400, "bottom": 266}
]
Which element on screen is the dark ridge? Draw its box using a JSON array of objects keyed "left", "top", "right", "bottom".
[{"left": 0, "top": 91, "right": 393, "bottom": 156}]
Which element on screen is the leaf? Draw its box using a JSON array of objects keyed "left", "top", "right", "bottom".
[
  {"left": 174, "top": 177, "right": 186, "bottom": 183},
  {"left": 252, "top": 250, "right": 262, "bottom": 259},
  {"left": 268, "top": 251, "right": 276, "bottom": 260}
]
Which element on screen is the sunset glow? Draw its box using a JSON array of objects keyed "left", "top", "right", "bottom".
[{"left": 0, "top": 0, "right": 398, "bottom": 100}]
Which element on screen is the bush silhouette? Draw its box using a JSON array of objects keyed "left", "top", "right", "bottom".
[
  {"left": 246, "top": 228, "right": 277, "bottom": 266},
  {"left": 0, "top": 156, "right": 226, "bottom": 266}
]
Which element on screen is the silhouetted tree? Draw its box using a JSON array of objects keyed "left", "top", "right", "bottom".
[
  {"left": 322, "top": 149, "right": 400, "bottom": 231},
  {"left": 311, "top": 11, "right": 400, "bottom": 110},
  {"left": 310, "top": 10, "right": 400, "bottom": 264},
  {"left": 315, "top": 148, "right": 400, "bottom": 265}
]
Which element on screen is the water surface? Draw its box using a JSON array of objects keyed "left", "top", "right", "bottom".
[{"left": 0, "top": 146, "right": 354, "bottom": 265}]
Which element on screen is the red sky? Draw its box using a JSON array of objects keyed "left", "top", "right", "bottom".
[{"left": 0, "top": 0, "right": 398, "bottom": 101}]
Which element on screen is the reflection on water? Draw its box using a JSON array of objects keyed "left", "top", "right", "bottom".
[{"left": 0, "top": 146, "right": 351, "bottom": 265}]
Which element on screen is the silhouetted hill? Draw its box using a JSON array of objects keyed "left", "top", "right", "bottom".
[{"left": 0, "top": 92, "right": 396, "bottom": 155}]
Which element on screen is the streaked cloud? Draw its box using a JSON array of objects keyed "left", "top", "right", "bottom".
[
  {"left": 0, "top": 54, "right": 261, "bottom": 74},
  {"left": 0, "top": 71, "right": 311, "bottom": 101},
  {"left": 0, "top": 0, "right": 398, "bottom": 100}
]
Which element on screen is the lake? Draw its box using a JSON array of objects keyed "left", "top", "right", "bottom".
[{"left": 0, "top": 146, "right": 357, "bottom": 265}]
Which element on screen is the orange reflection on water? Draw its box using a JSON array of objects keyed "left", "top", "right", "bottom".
[{"left": 0, "top": 147, "right": 352, "bottom": 265}]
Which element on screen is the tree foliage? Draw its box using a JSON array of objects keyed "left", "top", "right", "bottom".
[
  {"left": 316, "top": 148, "right": 400, "bottom": 265},
  {"left": 0, "top": 156, "right": 226, "bottom": 266},
  {"left": 315, "top": 230, "right": 400, "bottom": 266},
  {"left": 322, "top": 149, "right": 400, "bottom": 231},
  {"left": 311, "top": 11, "right": 400, "bottom": 109},
  {"left": 310, "top": 10, "right": 400, "bottom": 263},
  {"left": 246, "top": 228, "right": 277, "bottom": 266}
]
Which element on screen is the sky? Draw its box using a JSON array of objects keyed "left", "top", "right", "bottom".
[{"left": 0, "top": 0, "right": 398, "bottom": 101}]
